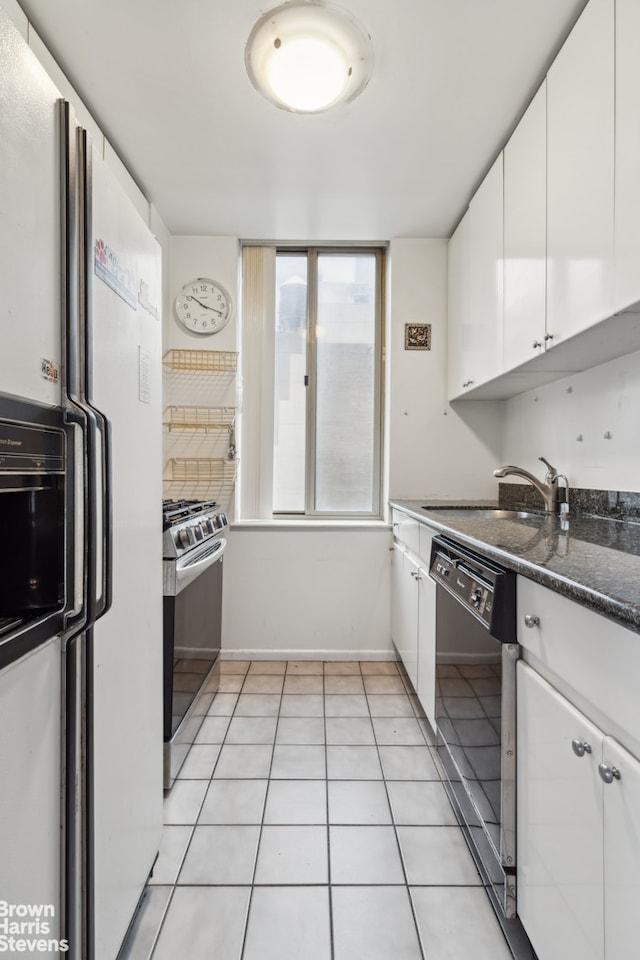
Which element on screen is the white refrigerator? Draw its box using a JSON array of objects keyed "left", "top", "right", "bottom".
[{"left": 0, "top": 7, "right": 163, "bottom": 959}]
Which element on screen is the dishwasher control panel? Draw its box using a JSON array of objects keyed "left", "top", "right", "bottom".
[{"left": 428, "top": 535, "right": 515, "bottom": 641}]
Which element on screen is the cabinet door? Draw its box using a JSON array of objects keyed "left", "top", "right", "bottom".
[
  {"left": 416, "top": 561, "right": 436, "bottom": 729},
  {"left": 447, "top": 154, "right": 504, "bottom": 398},
  {"left": 546, "top": 0, "right": 614, "bottom": 345},
  {"left": 447, "top": 205, "right": 474, "bottom": 397},
  {"left": 517, "top": 662, "right": 604, "bottom": 960},
  {"left": 503, "top": 82, "right": 546, "bottom": 370},
  {"left": 391, "top": 544, "right": 419, "bottom": 692},
  {"left": 602, "top": 736, "right": 640, "bottom": 960},
  {"left": 613, "top": 0, "right": 640, "bottom": 313}
]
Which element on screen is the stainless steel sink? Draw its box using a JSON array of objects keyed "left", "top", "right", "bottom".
[{"left": 421, "top": 507, "right": 548, "bottom": 520}]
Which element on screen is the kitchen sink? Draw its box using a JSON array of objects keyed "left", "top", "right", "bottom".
[{"left": 421, "top": 506, "right": 548, "bottom": 520}]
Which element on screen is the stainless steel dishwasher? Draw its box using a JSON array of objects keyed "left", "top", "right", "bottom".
[{"left": 429, "top": 534, "right": 536, "bottom": 960}]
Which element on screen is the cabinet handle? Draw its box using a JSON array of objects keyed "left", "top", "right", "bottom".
[
  {"left": 523, "top": 614, "right": 540, "bottom": 628},
  {"left": 410, "top": 570, "right": 422, "bottom": 581},
  {"left": 544, "top": 332, "right": 554, "bottom": 342},
  {"left": 462, "top": 379, "right": 474, "bottom": 388},
  {"left": 571, "top": 738, "right": 592, "bottom": 758},
  {"left": 598, "top": 762, "right": 621, "bottom": 784},
  {"left": 532, "top": 340, "right": 543, "bottom": 349}
]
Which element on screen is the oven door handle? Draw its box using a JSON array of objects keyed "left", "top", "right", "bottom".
[{"left": 175, "top": 538, "right": 227, "bottom": 581}]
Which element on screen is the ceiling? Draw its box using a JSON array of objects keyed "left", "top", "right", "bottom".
[{"left": 19, "top": 0, "right": 588, "bottom": 241}]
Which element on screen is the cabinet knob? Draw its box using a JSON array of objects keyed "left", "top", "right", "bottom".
[
  {"left": 571, "top": 738, "right": 592, "bottom": 758},
  {"left": 544, "top": 332, "right": 554, "bottom": 342},
  {"left": 462, "top": 379, "right": 474, "bottom": 388},
  {"left": 523, "top": 614, "right": 540, "bottom": 629},
  {"left": 410, "top": 570, "right": 422, "bottom": 581},
  {"left": 532, "top": 340, "right": 543, "bottom": 349},
  {"left": 598, "top": 762, "right": 621, "bottom": 784}
]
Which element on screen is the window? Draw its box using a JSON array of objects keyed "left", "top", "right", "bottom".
[{"left": 272, "top": 248, "right": 384, "bottom": 516}]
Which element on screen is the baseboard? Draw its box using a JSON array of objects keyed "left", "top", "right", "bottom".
[{"left": 220, "top": 649, "right": 398, "bottom": 662}]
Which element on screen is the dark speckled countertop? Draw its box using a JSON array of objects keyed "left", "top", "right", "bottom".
[{"left": 390, "top": 499, "right": 640, "bottom": 635}]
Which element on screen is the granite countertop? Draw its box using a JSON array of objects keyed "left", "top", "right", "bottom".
[{"left": 390, "top": 499, "right": 640, "bottom": 635}]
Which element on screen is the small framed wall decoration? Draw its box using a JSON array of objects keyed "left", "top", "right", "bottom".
[{"left": 404, "top": 323, "right": 432, "bottom": 350}]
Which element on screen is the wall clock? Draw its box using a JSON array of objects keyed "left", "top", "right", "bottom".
[{"left": 174, "top": 277, "right": 233, "bottom": 335}]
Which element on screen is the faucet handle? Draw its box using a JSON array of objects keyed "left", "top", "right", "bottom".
[{"left": 539, "top": 456, "right": 558, "bottom": 482}]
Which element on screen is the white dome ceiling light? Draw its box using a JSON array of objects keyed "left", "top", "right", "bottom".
[{"left": 245, "top": 1, "right": 374, "bottom": 114}]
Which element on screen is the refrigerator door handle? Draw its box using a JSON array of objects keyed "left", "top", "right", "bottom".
[
  {"left": 63, "top": 404, "right": 89, "bottom": 635},
  {"left": 94, "top": 410, "right": 112, "bottom": 619}
]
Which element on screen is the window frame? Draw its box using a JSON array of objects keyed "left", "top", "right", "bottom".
[{"left": 273, "top": 245, "right": 385, "bottom": 520}]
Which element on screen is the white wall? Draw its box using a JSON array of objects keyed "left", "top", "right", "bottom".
[
  {"left": 387, "top": 238, "right": 504, "bottom": 502},
  {"left": 503, "top": 347, "right": 640, "bottom": 491},
  {"left": 221, "top": 526, "right": 393, "bottom": 660}
]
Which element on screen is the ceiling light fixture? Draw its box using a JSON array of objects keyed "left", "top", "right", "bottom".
[{"left": 245, "top": 1, "right": 373, "bottom": 114}]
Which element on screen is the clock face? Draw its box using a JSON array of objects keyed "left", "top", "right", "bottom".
[{"left": 174, "top": 278, "right": 233, "bottom": 335}]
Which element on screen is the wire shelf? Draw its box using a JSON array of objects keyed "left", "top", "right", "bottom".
[
  {"left": 164, "top": 457, "right": 238, "bottom": 484},
  {"left": 162, "top": 349, "right": 238, "bottom": 373},
  {"left": 163, "top": 405, "right": 235, "bottom": 432}
]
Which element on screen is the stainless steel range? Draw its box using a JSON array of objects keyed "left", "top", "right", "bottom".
[{"left": 162, "top": 499, "right": 228, "bottom": 788}]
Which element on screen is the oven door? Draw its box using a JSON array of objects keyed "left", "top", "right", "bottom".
[
  {"left": 434, "top": 580, "right": 519, "bottom": 920},
  {"left": 163, "top": 538, "right": 225, "bottom": 742}
]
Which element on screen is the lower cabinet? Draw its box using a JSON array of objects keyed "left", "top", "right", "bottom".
[
  {"left": 517, "top": 661, "right": 640, "bottom": 960},
  {"left": 391, "top": 531, "right": 436, "bottom": 728}
]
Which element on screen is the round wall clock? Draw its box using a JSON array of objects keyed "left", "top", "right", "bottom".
[{"left": 174, "top": 277, "right": 233, "bottom": 335}]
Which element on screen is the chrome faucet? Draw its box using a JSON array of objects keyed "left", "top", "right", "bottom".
[{"left": 493, "top": 457, "right": 568, "bottom": 514}]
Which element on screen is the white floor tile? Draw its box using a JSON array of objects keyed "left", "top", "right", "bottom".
[
  {"left": 387, "top": 780, "right": 458, "bottom": 826},
  {"left": 198, "top": 778, "right": 268, "bottom": 824},
  {"left": 410, "top": 886, "right": 513, "bottom": 960},
  {"left": 178, "top": 825, "right": 260, "bottom": 884},
  {"left": 242, "top": 887, "right": 331, "bottom": 960},
  {"left": 162, "top": 780, "right": 208, "bottom": 825},
  {"left": 372, "top": 716, "right": 428, "bottom": 745},
  {"left": 377, "top": 745, "right": 439, "bottom": 780},
  {"left": 325, "top": 716, "right": 375, "bottom": 745},
  {"left": 286, "top": 660, "right": 324, "bottom": 675},
  {"left": 254, "top": 825, "right": 328, "bottom": 883},
  {"left": 193, "top": 716, "right": 231, "bottom": 744},
  {"left": 324, "top": 694, "right": 369, "bottom": 717},
  {"left": 234, "top": 693, "right": 281, "bottom": 717},
  {"left": 241, "top": 674, "right": 285, "bottom": 694},
  {"left": 151, "top": 886, "right": 250, "bottom": 960},
  {"left": 206, "top": 692, "right": 239, "bottom": 716},
  {"left": 366, "top": 694, "right": 415, "bottom": 718},
  {"left": 263, "top": 779, "right": 327, "bottom": 824},
  {"left": 397, "top": 826, "right": 482, "bottom": 885},
  {"left": 324, "top": 676, "right": 365, "bottom": 695},
  {"left": 326, "top": 745, "right": 382, "bottom": 780},
  {"left": 118, "top": 886, "right": 172, "bottom": 960},
  {"left": 225, "top": 715, "right": 278, "bottom": 744},
  {"left": 360, "top": 661, "right": 400, "bottom": 675},
  {"left": 329, "top": 826, "right": 405, "bottom": 883},
  {"left": 176, "top": 744, "right": 221, "bottom": 780},
  {"left": 212, "top": 744, "right": 273, "bottom": 779},
  {"left": 324, "top": 661, "right": 361, "bottom": 675},
  {"left": 328, "top": 780, "right": 392, "bottom": 825},
  {"left": 270, "top": 744, "right": 326, "bottom": 779},
  {"left": 363, "top": 676, "right": 407, "bottom": 694},
  {"left": 247, "top": 660, "right": 287, "bottom": 675},
  {"left": 283, "top": 675, "right": 324, "bottom": 693},
  {"left": 332, "top": 886, "right": 422, "bottom": 960},
  {"left": 279, "top": 693, "right": 324, "bottom": 717},
  {"left": 275, "top": 716, "right": 325, "bottom": 744},
  {"left": 148, "top": 826, "right": 192, "bottom": 885}
]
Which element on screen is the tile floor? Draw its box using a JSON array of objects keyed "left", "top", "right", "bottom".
[{"left": 120, "top": 659, "right": 513, "bottom": 960}]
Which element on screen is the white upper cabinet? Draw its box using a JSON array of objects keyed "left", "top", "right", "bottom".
[
  {"left": 447, "top": 153, "right": 504, "bottom": 400},
  {"left": 613, "top": 0, "right": 640, "bottom": 313},
  {"left": 503, "top": 82, "right": 547, "bottom": 370},
  {"left": 546, "top": 0, "right": 615, "bottom": 345}
]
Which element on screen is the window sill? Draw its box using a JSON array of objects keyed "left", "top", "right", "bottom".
[{"left": 231, "top": 518, "right": 390, "bottom": 533}]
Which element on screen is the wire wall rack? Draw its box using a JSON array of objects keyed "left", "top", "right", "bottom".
[
  {"left": 162, "top": 405, "right": 236, "bottom": 432},
  {"left": 162, "top": 349, "right": 238, "bottom": 373}
]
